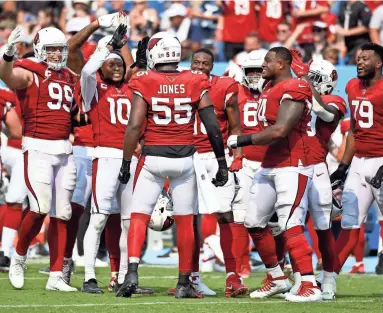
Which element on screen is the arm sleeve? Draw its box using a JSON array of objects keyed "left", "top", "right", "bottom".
[{"left": 80, "top": 46, "right": 110, "bottom": 112}]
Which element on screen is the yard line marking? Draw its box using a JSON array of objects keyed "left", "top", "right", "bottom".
[{"left": 0, "top": 299, "right": 377, "bottom": 309}]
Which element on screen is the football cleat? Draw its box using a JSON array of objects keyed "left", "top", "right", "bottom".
[
  {"left": 81, "top": 279, "right": 103, "bottom": 294},
  {"left": 250, "top": 273, "right": 291, "bottom": 298},
  {"left": 191, "top": 276, "right": 216, "bottom": 296},
  {"left": 0, "top": 253, "right": 10, "bottom": 272},
  {"left": 376, "top": 253, "right": 383, "bottom": 275},
  {"left": 285, "top": 281, "right": 322, "bottom": 302},
  {"left": 116, "top": 271, "right": 138, "bottom": 297},
  {"left": 175, "top": 283, "right": 204, "bottom": 299},
  {"left": 278, "top": 272, "right": 301, "bottom": 299},
  {"left": 62, "top": 259, "right": 75, "bottom": 285},
  {"left": 225, "top": 273, "right": 248, "bottom": 297},
  {"left": 321, "top": 272, "right": 336, "bottom": 300},
  {"left": 46, "top": 276, "right": 77, "bottom": 292},
  {"left": 349, "top": 263, "right": 365, "bottom": 274},
  {"left": 9, "top": 255, "right": 26, "bottom": 289}
]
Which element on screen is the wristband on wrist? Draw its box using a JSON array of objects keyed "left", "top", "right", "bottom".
[
  {"left": 338, "top": 162, "right": 349, "bottom": 173},
  {"left": 237, "top": 134, "right": 253, "bottom": 147},
  {"left": 122, "top": 158, "right": 131, "bottom": 169},
  {"left": 217, "top": 158, "right": 227, "bottom": 170}
]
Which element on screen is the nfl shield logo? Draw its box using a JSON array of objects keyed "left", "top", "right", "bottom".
[{"left": 362, "top": 89, "right": 366, "bottom": 95}]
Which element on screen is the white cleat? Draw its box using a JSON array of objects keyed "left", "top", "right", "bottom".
[
  {"left": 191, "top": 278, "right": 216, "bottom": 296},
  {"left": 62, "top": 259, "right": 75, "bottom": 285},
  {"left": 278, "top": 272, "right": 300, "bottom": 299},
  {"left": 46, "top": 276, "right": 78, "bottom": 292},
  {"left": 250, "top": 274, "right": 291, "bottom": 299},
  {"left": 200, "top": 258, "right": 215, "bottom": 273},
  {"left": 285, "top": 281, "right": 322, "bottom": 302},
  {"left": 9, "top": 255, "right": 26, "bottom": 289},
  {"left": 321, "top": 272, "right": 336, "bottom": 300}
]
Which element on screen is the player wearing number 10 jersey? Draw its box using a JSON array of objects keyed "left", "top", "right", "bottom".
[
  {"left": 118, "top": 32, "right": 228, "bottom": 299},
  {"left": 329, "top": 43, "right": 383, "bottom": 277},
  {"left": 0, "top": 27, "right": 78, "bottom": 292}
]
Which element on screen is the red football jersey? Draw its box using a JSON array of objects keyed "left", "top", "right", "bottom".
[
  {"left": 222, "top": 0, "right": 257, "bottom": 43},
  {"left": 194, "top": 75, "right": 238, "bottom": 153},
  {"left": 0, "top": 87, "right": 21, "bottom": 149},
  {"left": 259, "top": 78, "right": 312, "bottom": 168},
  {"left": 76, "top": 73, "right": 132, "bottom": 150},
  {"left": 238, "top": 84, "right": 267, "bottom": 162},
  {"left": 346, "top": 78, "right": 383, "bottom": 158},
  {"left": 14, "top": 58, "right": 77, "bottom": 141},
  {"left": 307, "top": 95, "right": 347, "bottom": 164},
  {"left": 129, "top": 70, "right": 210, "bottom": 147},
  {"left": 257, "top": 0, "right": 286, "bottom": 43},
  {"left": 72, "top": 124, "right": 94, "bottom": 147}
]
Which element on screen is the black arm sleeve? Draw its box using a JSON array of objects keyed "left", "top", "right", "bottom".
[
  {"left": 198, "top": 105, "right": 225, "bottom": 160},
  {"left": 72, "top": 113, "right": 91, "bottom": 127}
]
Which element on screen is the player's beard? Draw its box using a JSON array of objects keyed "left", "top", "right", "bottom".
[{"left": 357, "top": 68, "right": 375, "bottom": 80}]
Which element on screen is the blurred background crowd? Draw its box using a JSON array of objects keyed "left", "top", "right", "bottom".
[{"left": 0, "top": 0, "right": 382, "bottom": 67}]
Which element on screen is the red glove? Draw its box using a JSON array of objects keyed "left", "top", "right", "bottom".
[
  {"left": 290, "top": 49, "right": 311, "bottom": 78},
  {"left": 229, "top": 155, "right": 243, "bottom": 172}
]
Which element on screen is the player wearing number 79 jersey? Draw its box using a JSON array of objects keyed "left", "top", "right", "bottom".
[
  {"left": 0, "top": 26, "right": 78, "bottom": 292},
  {"left": 329, "top": 43, "right": 383, "bottom": 277}
]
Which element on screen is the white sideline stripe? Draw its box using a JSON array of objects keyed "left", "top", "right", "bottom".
[{"left": 0, "top": 299, "right": 376, "bottom": 309}]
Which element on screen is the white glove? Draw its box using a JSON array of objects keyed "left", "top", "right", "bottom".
[
  {"left": 227, "top": 135, "right": 238, "bottom": 149},
  {"left": 97, "top": 35, "right": 113, "bottom": 49},
  {"left": 98, "top": 12, "right": 119, "bottom": 29},
  {"left": 4, "top": 25, "right": 22, "bottom": 57}
]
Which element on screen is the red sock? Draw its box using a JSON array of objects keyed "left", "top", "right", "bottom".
[
  {"left": 316, "top": 229, "right": 339, "bottom": 272},
  {"left": 218, "top": 222, "right": 237, "bottom": 273},
  {"left": 248, "top": 226, "right": 278, "bottom": 268},
  {"left": 128, "top": 213, "right": 150, "bottom": 259},
  {"left": 192, "top": 215, "right": 200, "bottom": 273},
  {"left": 201, "top": 213, "right": 216, "bottom": 241},
  {"left": 16, "top": 211, "right": 46, "bottom": 256},
  {"left": 64, "top": 203, "right": 84, "bottom": 258},
  {"left": 174, "top": 214, "right": 194, "bottom": 273},
  {"left": 106, "top": 214, "right": 122, "bottom": 273},
  {"left": 274, "top": 234, "right": 286, "bottom": 268},
  {"left": 232, "top": 223, "right": 248, "bottom": 273},
  {"left": 353, "top": 224, "right": 365, "bottom": 263},
  {"left": 307, "top": 216, "right": 321, "bottom": 259},
  {"left": 0, "top": 204, "right": 5, "bottom": 231},
  {"left": 335, "top": 229, "right": 360, "bottom": 273},
  {"left": 284, "top": 226, "right": 313, "bottom": 275},
  {"left": 48, "top": 218, "right": 67, "bottom": 272},
  {"left": 3, "top": 203, "right": 23, "bottom": 230}
]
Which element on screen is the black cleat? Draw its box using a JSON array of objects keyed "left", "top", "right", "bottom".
[
  {"left": 175, "top": 283, "right": 204, "bottom": 299},
  {"left": 116, "top": 272, "right": 138, "bottom": 297},
  {"left": 114, "top": 282, "right": 153, "bottom": 295},
  {"left": 0, "top": 253, "right": 10, "bottom": 272},
  {"left": 81, "top": 279, "right": 104, "bottom": 294},
  {"left": 376, "top": 253, "right": 383, "bottom": 275}
]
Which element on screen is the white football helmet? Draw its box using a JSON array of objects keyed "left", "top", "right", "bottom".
[
  {"left": 33, "top": 27, "right": 68, "bottom": 71},
  {"left": 146, "top": 32, "right": 181, "bottom": 69},
  {"left": 241, "top": 50, "right": 267, "bottom": 92},
  {"left": 148, "top": 193, "right": 174, "bottom": 232},
  {"left": 308, "top": 60, "right": 338, "bottom": 95}
]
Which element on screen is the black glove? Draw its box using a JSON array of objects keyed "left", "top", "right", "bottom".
[
  {"left": 135, "top": 36, "right": 149, "bottom": 69},
  {"left": 118, "top": 159, "right": 131, "bottom": 184},
  {"left": 330, "top": 162, "right": 349, "bottom": 190},
  {"left": 108, "top": 23, "right": 128, "bottom": 50},
  {"left": 212, "top": 159, "right": 229, "bottom": 187},
  {"left": 370, "top": 165, "right": 383, "bottom": 189}
]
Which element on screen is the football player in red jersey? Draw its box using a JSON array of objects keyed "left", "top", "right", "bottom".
[
  {"left": 290, "top": 51, "right": 346, "bottom": 300},
  {"left": 228, "top": 47, "right": 321, "bottom": 302},
  {"left": 0, "top": 26, "right": 79, "bottom": 291},
  {"left": 329, "top": 43, "right": 383, "bottom": 276},
  {"left": 118, "top": 32, "right": 228, "bottom": 298}
]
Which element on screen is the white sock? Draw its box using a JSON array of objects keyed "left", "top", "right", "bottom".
[
  {"left": 301, "top": 274, "right": 317, "bottom": 286},
  {"left": 49, "top": 271, "right": 62, "bottom": 278},
  {"left": 118, "top": 219, "right": 130, "bottom": 284},
  {"left": 226, "top": 272, "right": 235, "bottom": 278},
  {"left": 64, "top": 257, "right": 72, "bottom": 262},
  {"left": 1, "top": 227, "right": 17, "bottom": 257},
  {"left": 129, "top": 257, "right": 140, "bottom": 264},
  {"left": 84, "top": 214, "right": 108, "bottom": 282},
  {"left": 13, "top": 251, "right": 27, "bottom": 260},
  {"left": 354, "top": 261, "right": 364, "bottom": 267},
  {"left": 267, "top": 265, "right": 284, "bottom": 279}
]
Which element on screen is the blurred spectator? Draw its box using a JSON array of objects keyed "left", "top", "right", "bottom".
[
  {"left": 17, "top": 35, "right": 34, "bottom": 58},
  {"left": 0, "top": 11, "right": 15, "bottom": 46},
  {"left": 180, "top": 40, "right": 193, "bottom": 61},
  {"left": 218, "top": 0, "right": 257, "bottom": 61},
  {"left": 165, "top": 3, "right": 201, "bottom": 51},
  {"left": 72, "top": 0, "right": 91, "bottom": 18},
  {"left": 365, "top": 0, "right": 383, "bottom": 13},
  {"left": 291, "top": 0, "right": 329, "bottom": 62},
  {"left": 16, "top": 1, "right": 64, "bottom": 25},
  {"left": 256, "top": 0, "right": 289, "bottom": 47},
  {"left": 270, "top": 22, "right": 308, "bottom": 51},
  {"left": 311, "top": 21, "right": 330, "bottom": 61},
  {"left": 337, "top": 0, "right": 371, "bottom": 64},
  {"left": 129, "top": 0, "right": 159, "bottom": 44},
  {"left": 369, "top": 4, "right": 383, "bottom": 45},
  {"left": 30, "top": 8, "right": 60, "bottom": 37},
  {"left": 323, "top": 47, "right": 339, "bottom": 65}
]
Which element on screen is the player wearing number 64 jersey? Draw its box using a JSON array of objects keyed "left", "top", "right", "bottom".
[
  {"left": 0, "top": 26, "right": 78, "bottom": 292},
  {"left": 329, "top": 43, "right": 383, "bottom": 276}
]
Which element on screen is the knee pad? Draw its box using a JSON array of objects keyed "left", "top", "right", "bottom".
[
  {"left": 244, "top": 212, "right": 273, "bottom": 229},
  {"left": 341, "top": 191, "right": 360, "bottom": 229},
  {"left": 90, "top": 213, "right": 109, "bottom": 233},
  {"left": 268, "top": 221, "right": 283, "bottom": 237},
  {"left": 233, "top": 209, "right": 246, "bottom": 224}
]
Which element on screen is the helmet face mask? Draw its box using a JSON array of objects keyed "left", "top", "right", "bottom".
[
  {"left": 241, "top": 50, "right": 267, "bottom": 92},
  {"left": 243, "top": 67, "right": 263, "bottom": 90},
  {"left": 42, "top": 44, "right": 69, "bottom": 71}
]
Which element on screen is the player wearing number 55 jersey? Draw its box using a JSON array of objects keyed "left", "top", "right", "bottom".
[
  {"left": 117, "top": 32, "right": 228, "bottom": 299},
  {"left": 329, "top": 43, "right": 383, "bottom": 276},
  {"left": 0, "top": 27, "right": 78, "bottom": 292}
]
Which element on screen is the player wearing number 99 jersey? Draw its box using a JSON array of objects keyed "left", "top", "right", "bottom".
[
  {"left": 329, "top": 43, "right": 383, "bottom": 277},
  {"left": 0, "top": 27, "right": 78, "bottom": 292}
]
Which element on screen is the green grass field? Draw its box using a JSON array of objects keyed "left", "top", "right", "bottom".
[{"left": 1, "top": 264, "right": 383, "bottom": 313}]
